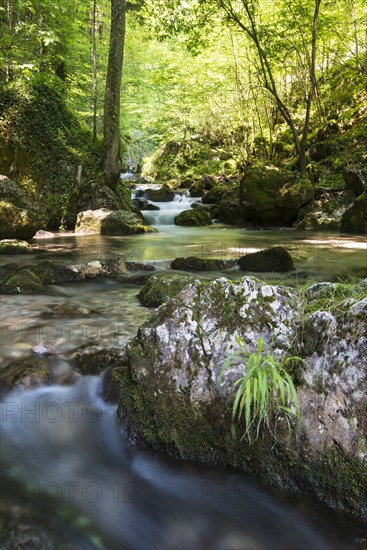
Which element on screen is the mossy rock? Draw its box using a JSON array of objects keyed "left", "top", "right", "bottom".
[
  {"left": 74, "top": 180, "right": 131, "bottom": 218},
  {"left": 30, "top": 260, "right": 83, "bottom": 284},
  {"left": 0, "top": 175, "right": 32, "bottom": 208},
  {"left": 217, "top": 189, "right": 244, "bottom": 225},
  {"left": 76, "top": 209, "right": 156, "bottom": 235},
  {"left": 1, "top": 269, "right": 45, "bottom": 294},
  {"left": 118, "top": 276, "right": 367, "bottom": 519},
  {"left": 0, "top": 201, "right": 42, "bottom": 241},
  {"left": 202, "top": 185, "right": 227, "bottom": 204},
  {"left": 239, "top": 166, "right": 314, "bottom": 226},
  {"left": 101, "top": 211, "right": 157, "bottom": 235},
  {"left": 171, "top": 256, "right": 227, "bottom": 272},
  {"left": 138, "top": 274, "right": 194, "bottom": 307},
  {"left": 340, "top": 193, "right": 367, "bottom": 233},
  {"left": 237, "top": 247, "right": 294, "bottom": 272},
  {"left": 75, "top": 208, "right": 110, "bottom": 233},
  {"left": 309, "top": 140, "right": 339, "bottom": 162},
  {"left": 296, "top": 190, "right": 355, "bottom": 230},
  {"left": 0, "top": 239, "right": 30, "bottom": 254},
  {"left": 145, "top": 187, "right": 175, "bottom": 202},
  {"left": 174, "top": 208, "right": 212, "bottom": 227},
  {"left": 133, "top": 198, "right": 160, "bottom": 211},
  {"left": 0, "top": 355, "right": 51, "bottom": 393},
  {"left": 1, "top": 260, "right": 82, "bottom": 294}
]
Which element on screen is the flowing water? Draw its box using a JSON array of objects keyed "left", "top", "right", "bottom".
[
  {"left": 1, "top": 375, "right": 365, "bottom": 549},
  {"left": 137, "top": 188, "right": 201, "bottom": 226},
  {"left": 0, "top": 185, "right": 366, "bottom": 548}
]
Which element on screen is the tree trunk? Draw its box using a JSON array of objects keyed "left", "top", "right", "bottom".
[
  {"left": 92, "top": 0, "right": 98, "bottom": 142},
  {"left": 104, "top": 0, "right": 126, "bottom": 189}
]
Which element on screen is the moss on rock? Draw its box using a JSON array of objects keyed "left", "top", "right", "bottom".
[
  {"left": 138, "top": 274, "right": 194, "bottom": 307},
  {"left": 0, "top": 239, "right": 30, "bottom": 254},
  {"left": 237, "top": 247, "right": 294, "bottom": 272},
  {"left": 145, "top": 187, "right": 175, "bottom": 202},
  {"left": 116, "top": 276, "right": 367, "bottom": 519},
  {"left": 101, "top": 211, "right": 157, "bottom": 235},
  {"left": 75, "top": 209, "right": 156, "bottom": 235},
  {"left": 174, "top": 208, "right": 212, "bottom": 227},
  {"left": 0, "top": 201, "right": 42, "bottom": 241},
  {"left": 1, "top": 269, "right": 45, "bottom": 294},
  {"left": 202, "top": 185, "right": 227, "bottom": 204},
  {"left": 171, "top": 256, "right": 227, "bottom": 272},
  {"left": 239, "top": 166, "right": 314, "bottom": 226},
  {"left": 1, "top": 260, "right": 82, "bottom": 294}
]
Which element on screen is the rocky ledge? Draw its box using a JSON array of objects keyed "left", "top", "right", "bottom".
[{"left": 117, "top": 276, "right": 367, "bottom": 519}]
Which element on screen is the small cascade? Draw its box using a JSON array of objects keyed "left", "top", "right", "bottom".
[
  {"left": 134, "top": 186, "right": 201, "bottom": 226},
  {"left": 120, "top": 171, "right": 136, "bottom": 181}
]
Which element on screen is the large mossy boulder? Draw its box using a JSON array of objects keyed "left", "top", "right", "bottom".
[
  {"left": 75, "top": 181, "right": 130, "bottom": 213},
  {"left": 237, "top": 247, "right": 294, "bottom": 272},
  {"left": 101, "top": 211, "right": 157, "bottom": 235},
  {"left": 145, "top": 187, "right": 175, "bottom": 202},
  {"left": 239, "top": 167, "right": 314, "bottom": 226},
  {"left": 174, "top": 208, "right": 212, "bottom": 227},
  {"left": 118, "top": 277, "right": 367, "bottom": 519},
  {"left": 0, "top": 176, "right": 44, "bottom": 240},
  {"left": 75, "top": 209, "right": 156, "bottom": 235},
  {"left": 171, "top": 256, "right": 227, "bottom": 272},
  {"left": 340, "top": 192, "right": 367, "bottom": 233},
  {"left": 138, "top": 274, "right": 194, "bottom": 307},
  {"left": 296, "top": 189, "right": 356, "bottom": 231}
]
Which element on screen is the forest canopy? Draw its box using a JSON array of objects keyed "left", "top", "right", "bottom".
[{"left": 1, "top": 0, "right": 366, "bottom": 182}]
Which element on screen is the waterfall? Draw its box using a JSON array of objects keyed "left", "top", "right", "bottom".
[{"left": 133, "top": 186, "right": 201, "bottom": 226}]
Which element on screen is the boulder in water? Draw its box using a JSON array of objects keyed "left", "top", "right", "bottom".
[
  {"left": 133, "top": 198, "right": 160, "bottom": 211},
  {"left": 0, "top": 239, "right": 30, "bottom": 254},
  {"left": 138, "top": 273, "right": 195, "bottom": 307},
  {"left": 1, "top": 269, "right": 45, "bottom": 294},
  {"left": 171, "top": 256, "right": 227, "bottom": 272},
  {"left": 101, "top": 211, "right": 157, "bottom": 235},
  {"left": 340, "top": 192, "right": 367, "bottom": 233},
  {"left": 75, "top": 209, "right": 156, "bottom": 235},
  {"left": 217, "top": 189, "right": 244, "bottom": 225},
  {"left": 240, "top": 167, "right": 314, "bottom": 226},
  {"left": 145, "top": 187, "right": 175, "bottom": 202},
  {"left": 202, "top": 185, "right": 227, "bottom": 204},
  {"left": 118, "top": 276, "right": 367, "bottom": 519},
  {"left": 237, "top": 247, "right": 294, "bottom": 272},
  {"left": 1, "top": 260, "right": 83, "bottom": 294},
  {"left": 174, "top": 208, "right": 212, "bottom": 227}
]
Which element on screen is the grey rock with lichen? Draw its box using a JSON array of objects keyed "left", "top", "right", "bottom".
[{"left": 121, "top": 275, "right": 367, "bottom": 518}]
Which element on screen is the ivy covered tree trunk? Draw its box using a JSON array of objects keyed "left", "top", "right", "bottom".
[{"left": 104, "top": 0, "right": 126, "bottom": 189}]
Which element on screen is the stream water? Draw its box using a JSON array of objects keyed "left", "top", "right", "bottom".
[{"left": 0, "top": 185, "right": 366, "bottom": 548}]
